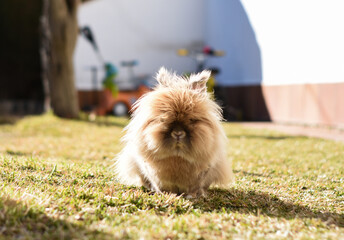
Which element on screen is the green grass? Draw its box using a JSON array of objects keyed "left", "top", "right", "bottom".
[{"left": 0, "top": 114, "right": 343, "bottom": 239}]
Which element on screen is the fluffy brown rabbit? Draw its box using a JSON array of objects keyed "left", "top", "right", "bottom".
[{"left": 115, "top": 67, "right": 233, "bottom": 197}]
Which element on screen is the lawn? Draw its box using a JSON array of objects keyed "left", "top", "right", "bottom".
[{"left": 0, "top": 114, "right": 343, "bottom": 239}]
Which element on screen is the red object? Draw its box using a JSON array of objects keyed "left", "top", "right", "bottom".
[
  {"left": 95, "top": 85, "right": 150, "bottom": 116},
  {"left": 203, "top": 46, "right": 212, "bottom": 54}
]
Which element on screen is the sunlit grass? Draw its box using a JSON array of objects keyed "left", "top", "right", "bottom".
[{"left": 0, "top": 114, "right": 343, "bottom": 239}]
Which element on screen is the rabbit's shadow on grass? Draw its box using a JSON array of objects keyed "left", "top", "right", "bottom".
[
  {"left": 190, "top": 186, "right": 344, "bottom": 228},
  {"left": 138, "top": 178, "right": 343, "bottom": 228}
]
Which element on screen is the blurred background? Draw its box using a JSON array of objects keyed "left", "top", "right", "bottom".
[{"left": 0, "top": 0, "right": 343, "bottom": 128}]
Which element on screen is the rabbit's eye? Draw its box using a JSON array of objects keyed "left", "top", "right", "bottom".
[{"left": 189, "top": 119, "right": 200, "bottom": 124}]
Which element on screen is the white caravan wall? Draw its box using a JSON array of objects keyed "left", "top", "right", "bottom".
[
  {"left": 205, "top": 0, "right": 262, "bottom": 86},
  {"left": 241, "top": 0, "right": 344, "bottom": 86},
  {"left": 75, "top": 0, "right": 206, "bottom": 90}
]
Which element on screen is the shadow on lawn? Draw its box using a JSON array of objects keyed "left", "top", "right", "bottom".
[
  {"left": 0, "top": 116, "right": 21, "bottom": 125},
  {"left": 0, "top": 197, "right": 113, "bottom": 239},
  {"left": 191, "top": 188, "right": 344, "bottom": 228},
  {"left": 77, "top": 117, "right": 128, "bottom": 128},
  {"left": 227, "top": 134, "right": 308, "bottom": 140},
  {"left": 5, "top": 150, "right": 32, "bottom": 157},
  {"left": 233, "top": 170, "right": 267, "bottom": 177}
]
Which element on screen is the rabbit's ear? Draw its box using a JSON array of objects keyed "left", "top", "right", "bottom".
[
  {"left": 156, "top": 67, "right": 174, "bottom": 87},
  {"left": 189, "top": 70, "right": 211, "bottom": 92}
]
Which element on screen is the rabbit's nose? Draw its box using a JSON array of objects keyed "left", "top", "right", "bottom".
[{"left": 171, "top": 130, "right": 186, "bottom": 140}]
